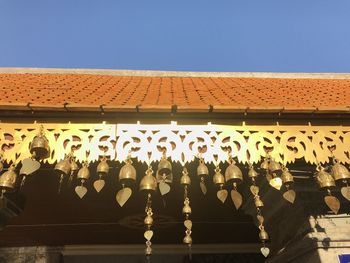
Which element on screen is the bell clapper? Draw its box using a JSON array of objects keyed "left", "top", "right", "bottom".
[{"left": 58, "top": 174, "right": 64, "bottom": 194}]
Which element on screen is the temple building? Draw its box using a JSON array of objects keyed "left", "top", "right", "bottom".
[{"left": 0, "top": 68, "right": 350, "bottom": 263}]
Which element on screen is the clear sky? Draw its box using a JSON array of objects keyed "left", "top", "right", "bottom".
[{"left": 0, "top": 0, "right": 349, "bottom": 72}]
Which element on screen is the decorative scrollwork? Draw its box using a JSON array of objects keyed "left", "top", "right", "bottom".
[{"left": 0, "top": 122, "right": 349, "bottom": 165}]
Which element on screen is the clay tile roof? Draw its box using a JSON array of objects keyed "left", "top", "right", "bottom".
[{"left": 1, "top": 68, "right": 350, "bottom": 113}]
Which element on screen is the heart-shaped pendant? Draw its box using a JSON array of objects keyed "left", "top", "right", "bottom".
[
  {"left": 324, "top": 195, "right": 340, "bottom": 214},
  {"left": 75, "top": 185, "right": 87, "bottom": 199},
  {"left": 341, "top": 186, "right": 350, "bottom": 201},
  {"left": 269, "top": 177, "right": 282, "bottom": 190},
  {"left": 159, "top": 181, "right": 171, "bottom": 196},
  {"left": 283, "top": 189, "right": 296, "bottom": 204},
  {"left": 144, "top": 230, "right": 153, "bottom": 241},
  {"left": 20, "top": 158, "right": 41, "bottom": 175},
  {"left": 250, "top": 185, "right": 259, "bottom": 196},
  {"left": 261, "top": 247, "right": 270, "bottom": 257},
  {"left": 217, "top": 189, "right": 228, "bottom": 203},
  {"left": 116, "top": 187, "right": 132, "bottom": 207},
  {"left": 93, "top": 179, "right": 105, "bottom": 193},
  {"left": 184, "top": 219, "right": 192, "bottom": 230},
  {"left": 200, "top": 181, "right": 207, "bottom": 195},
  {"left": 231, "top": 190, "right": 243, "bottom": 210}
]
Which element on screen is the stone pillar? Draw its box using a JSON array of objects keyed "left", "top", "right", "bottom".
[
  {"left": 0, "top": 246, "right": 62, "bottom": 263},
  {"left": 243, "top": 178, "right": 350, "bottom": 263},
  {"left": 267, "top": 214, "right": 350, "bottom": 263}
]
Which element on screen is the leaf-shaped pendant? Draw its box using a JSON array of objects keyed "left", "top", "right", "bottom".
[
  {"left": 269, "top": 177, "right": 282, "bottom": 190},
  {"left": 324, "top": 195, "right": 340, "bottom": 214},
  {"left": 217, "top": 189, "right": 228, "bottom": 203},
  {"left": 116, "top": 187, "right": 132, "bottom": 207},
  {"left": 341, "top": 186, "right": 350, "bottom": 201},
  {"left": 75, "top": 185, "right": 87, "bottom": 199},
  {"left": 283, "top": 189, "right": 296, "bottom": 204},
  {"left": 93, "top": 179, "right": 105, "bottom": 193},
  {"left": 231, "top": 189, "right": 243, "bottom": 210},
  {"left": 20, "top": 158, "right": 41, "bottom": 176},
  {"left": 159, "top": 181, "right": 171, "bottom": 196},
  {"left": 261, "top": 247, "right": 270, "bottom": 257},
  {"left": 200, "top": 180, "right": 207, "bottom": 195}
]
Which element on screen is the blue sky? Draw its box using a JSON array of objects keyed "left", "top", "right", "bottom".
[{"left": 0, "top": 0, "right": 350, "bottom": 72}]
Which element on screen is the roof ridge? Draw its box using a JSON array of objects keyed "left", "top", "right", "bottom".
[{"left": 1, "top": 67, "right": 350, "bottom": 79}]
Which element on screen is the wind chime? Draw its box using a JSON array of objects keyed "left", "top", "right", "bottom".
[
  {"left": 331, "top": 158, "right": 350, "bottom": 202},
  {"left": 116, "top": 154, "right": 136, "bottom": 207},
  {"left": 247, "top": 163, "right": 270, "bottom": 257},
  {"left": 156, "top": 153, "right": 173, "bottom": 197},
  {"left": 180, "top": 167, "right": 193, "bottom": 253},
  {"left": 197, "top": 156, "right": 208, "bottom": 195},
  {"left": 20, "top": 126, "right": 50, "bottom": 187},
  {"left": 213, "top": 165, "right": 227, "bottom": 203},
  {"left": 94, "top": 156, "right": 109, "bottom": 193},
  {"left": 225, "top": 154, "right": 243, "bottom": 210},
  {"left": 139, "top": 165, "right": 157, "bottom": 257},
  {"left": 75, "top": 161, "right": 90, "bottom": 199}
]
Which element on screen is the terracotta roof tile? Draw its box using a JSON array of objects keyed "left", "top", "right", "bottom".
[{"left": 1, "top": 71, "right": 350, "bottom": 113}]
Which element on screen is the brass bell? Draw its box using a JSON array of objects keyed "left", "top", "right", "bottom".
[
  {"left": 54, "top": 157, "right": 71, "bottom": 176},
  {"left": 30, "top": 134, "right": 50, "bottom": 160},
  {"left": 139, "top": 167, "right": 157, "bottom": 191},
  {"left": 0, "top": 165, "right": 18, "bottom": 192},
  {"left": 225, "top": 162, "right": 243, "bottom": 183},
  {"left": 180, "top": 168, "right": 191, "bottom": 185},
  {"left": 97, "top": 158, "right": 109, "bottom": 176},
  {"left": 281, "top": 167, "right": 294, "bottom": 185},
  {"left": 77, "top": 162, "right": 90, "bottom": 180},
  {"left": 144, "top": 215, "right": 153, "bottom": 226},
  {"left": 213, "top": 167, "right": 225, "bottom": 185},
  {"left": 260, "top": 157, "right": 270, "bottom": 170},
  {"left": 119, "top": 160, "right": 137, "bottom": 183},
  {"left": 248, "top": 166, "right": 259, "bottom": 178},
  {"left": 316, "top": 168, "right": 336, "bottom": 189},
  {"left": 269, "top": 159, "right": 282, "bottom": 176},
  {"left": 259, "top": 229, "right": 269, "bottom": 241},
  {"left": 70, "top": 159, "right": 79, "bottom": 173},
  {"left": 197, "top": 159, "right": 209, "bottom": 177},
  {"left": 157, "top": 156, "right": 172, "bottom": 176},
  {"left": 331, "top": 160, "right": 350, "bottom": 181},
  {"left": 157, "top": 156, "right": 173, "bottom": 183},
  {"left": 182, "top": 203, "right": 192, "bottom": 214},
  {"left": 254, "top": 197, "right": 264, "bottom": 208}
]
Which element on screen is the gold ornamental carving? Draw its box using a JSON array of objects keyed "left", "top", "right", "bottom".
[{"left": 0, "top": 122, "right": 349, "bottom": 165}]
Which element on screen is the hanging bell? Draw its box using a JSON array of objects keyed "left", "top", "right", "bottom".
[
  {"left": 269, "top": 159, "right": 282, "bottom": 176},
  {"left": 213, "top": 167, "right": 225, "bottom": 185},
  {"left": 54, "top": 157, "right": 71, "bottom": 176},
  {"left": 77, "top": 162, "right": 90, "bottom": 181},
  {"left": 225, "top": 161, "right": 243, "bottom": 184},
  {"left": 197, "top": 158, "right": 209, "bottom": 177},
  {"left": 281, "top": 167, "right": 294, "bottom": 185},
  {"left": 139, "top": 167, "right": 157, "bottom": 192},
  {"left": 70, "top": 159, "right": 79, "bottom": 174},
  {"left": 157, "top": 155, "right": 172, "bottom": 178},
  {"left": 331, "top": 160, "right": 350, "bottom": 182},
  {"left": 260, "top": 157, "right": 270, "bottom": 171},
  {"left": 30, "top": 127, "right": 50, "bottom": 160},
  {"left": 119, "top": 159, "right": 137, "bottom": 183},
  {"left": 259, "top": 229, "right": 269, "bottom": 241},
  {"left": 97, "top": 158, "right": 109, "bottom": 176},
  {"left": 0, "top": 165, "right": 18, "bottom": 192},
  {"left": 248, "top": 166, "right": 259, "bottom": 178},
  {"left": 316, "top": 168, "right": 336, "bottom": 189},
  {"left": 180, "top": 168, "right": 191, "bottom": 185}
]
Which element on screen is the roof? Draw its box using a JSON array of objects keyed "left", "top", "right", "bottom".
[{"left": 1, "top": 68, "right": 350, "bottom": 114}]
